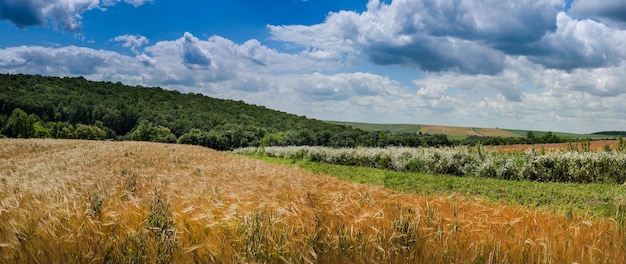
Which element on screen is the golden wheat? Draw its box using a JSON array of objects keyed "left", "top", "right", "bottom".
[{"left": 0, "top": 139, "right": 624, "bottom": 263}]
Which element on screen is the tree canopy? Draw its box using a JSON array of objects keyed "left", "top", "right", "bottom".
[{"left": 1, "top": 73, "right": 570, "bottom": 149}]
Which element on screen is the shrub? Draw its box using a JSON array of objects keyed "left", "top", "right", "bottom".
[{"left": 235, "top": 146, "right": 626, "bottom": 184}]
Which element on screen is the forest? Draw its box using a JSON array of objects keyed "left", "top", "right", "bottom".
[{"left": 0, "top": 73, "right": 576, "bottom": 150}]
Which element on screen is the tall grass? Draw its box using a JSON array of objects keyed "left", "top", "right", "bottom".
[
  {"left": 236, "top": 146, "right": 626, "bottom": 183},
  {"left": 1, "top": 139, "right": 625, "bottom": 263}
]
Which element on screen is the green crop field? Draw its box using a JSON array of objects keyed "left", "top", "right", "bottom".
[{"left": 325, "top": 121, "right": 422, "bottom": 134}]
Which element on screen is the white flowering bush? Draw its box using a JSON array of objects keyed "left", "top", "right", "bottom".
[{"left": 234, "top": 146, "right": 626, "bottom": 184}]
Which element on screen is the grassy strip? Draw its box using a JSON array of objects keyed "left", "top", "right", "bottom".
[{"left": 246, "top": 155, "right": 626, "bottom": 218}]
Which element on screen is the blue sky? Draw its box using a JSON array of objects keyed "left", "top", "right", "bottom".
[{"left": 1, "top": 0, "right": 626, "bottom": 133}]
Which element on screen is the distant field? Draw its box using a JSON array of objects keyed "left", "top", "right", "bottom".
[
  {"left": 418, "top": 124, "right": 479, "bottom": 137},
  {"left": 326, "top": 121, "right": 614, "bottom": 139},
  {"left": 504, "top": 129, "right": 612, "bottom": 139},
  {"left": 325, "top": 121, "right": 421, "bottom": 134},
  {"left": 472, "top": 127, "right": 521, "bottom": 137},
  {"left": 418, "top": 125, "right": 520, "bottom": 138}
]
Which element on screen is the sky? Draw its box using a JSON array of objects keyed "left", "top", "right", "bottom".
[{"left": 1, "top": 0, "right": 626, "bottom": 134}]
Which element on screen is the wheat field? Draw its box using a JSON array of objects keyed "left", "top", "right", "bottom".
[{"left": 0, "top": 139, "right": 624, "bottom": 263}]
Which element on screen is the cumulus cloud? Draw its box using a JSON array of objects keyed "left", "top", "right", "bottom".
[
  {"left": 0, "top": 31, "right": 339, "bottom": 88},
  {"left": 2, "top": 25, "right": 626, "bottom": 132},
  {"left": 412, "top": 54, "right": 626, "bottom": 110},
  {"left": 526, "top": 12, "right": 626, "bottom": 70},
  {"left": 532, "top": 64, "right": 626, "bottom": 97},
  {"left": 208, "top": 71, "right": 420, "bottom": 122},
  {"left": 568, "top": 0, "right": 626, "bottom": 27},
  {"left": 270, "top": 0, "right": 563, "bottom": 74},
  {"left": 0, "top": 45, "right": 138, "bottom": 77},
  {"left": 180, "top": 32, "right": 213, "bottom": 67},
  {"left": 269, "top": 0, "right": 626, "bottom": 74},
  {"left": 118, "top": 0, "right": 153, "bottom": 7},
  {"left": 0, "top": 0, "right": 151, "bottom": 31},
  {"left": 146, "top": 33, "right": 342, "bottom": 75},
  {"left": 0, "top": 0, "right": 45, "bottom": 28},
  {"left": 284, "top": 72, "right": 398, "bottom": 101},
  {"left": 413, "top": 57, "right": 535, "bottom": 102},
  {"left": 136, "top": 53, "right": 156, "bottom": 67},
  {"left": 217, "top": 71, "right": 403, "bottom": 102},
  {"left": 417, "top": 83, "right": 447, "bottom": 100},
  {"left": 0, "top": 0, "right": 100, "bottom": 31},
  {"left": 480, "top": 90, "right": 626, "bottom": 133},
  {"left": 112, "top": 34, "right": 149, "bottom": 49}
]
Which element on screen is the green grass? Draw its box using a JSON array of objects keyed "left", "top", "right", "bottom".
[{"left": 246, "top": 155, "right": 626, "bottom": 218}]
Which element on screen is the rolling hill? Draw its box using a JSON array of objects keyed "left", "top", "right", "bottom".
[
  {"left": 0, "top": 73, "right": 371, "bottom": 149},
  {"left": 0, "top": 74, "right": 615, "bottom": 150},
  {"left": 327, "top": 121, "right": 614, "bottom": 140}
]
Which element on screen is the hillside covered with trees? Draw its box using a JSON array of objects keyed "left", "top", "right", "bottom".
[
  {"left": 1, "top": 74, "right": 462, "bottom": 149},
  {"left": 1, "top": 74, "right": 590, "bottom": 149}
]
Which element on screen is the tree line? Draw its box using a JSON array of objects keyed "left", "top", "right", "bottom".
[
  {"left": 1, "top": 74, "right": 580, "bottom": 149},
  {"left": 0, "top": 74, "right": 462, "bottom": 149}
]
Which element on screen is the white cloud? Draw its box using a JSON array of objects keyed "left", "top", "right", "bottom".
[
  {"left": 180, "top": 32, "right": 213, "bottom": 67},
  {"left": 413, "top": 57, "right": 536, "bottom": 102},
  {"left": 0, "top": 45, "right": 129, "bottom": 75},
  {"left": 406, "top": 55, "right": 626, "bottom": 131},
  {"left": 0, "top": 0, "right": 150, "bottom": 31},
  {"left": 0, "top": 31, "right": 340, "bottom": 89},
  {"left": 527, "top": 12, "right": 626, "bottom": 70},
  {"left": 269, "top": 0, "right": 626, "bottom": 74},
  {"left": 568, "top": 0, "right": 626, "bottom": 27},
  {"left": 2, "top": 18, "right": 626, "bottom": 133},
  {"left": 120, "top": 0, "right": 153, "bottom": 7},
  {"left": 208, "top": 71, "right": 420, "bottom": 122},
  {"left": 417, "top": 83, "right": 447, "bottom": 100},
  {"left": 112, "top": 34, "right": 149, "bottom": 49},
  {"left": 101, "top": 0, "right": 153, "bottom": 6},
  {"left": 270, "top": 0, "right": 564, "bottom": 74}
]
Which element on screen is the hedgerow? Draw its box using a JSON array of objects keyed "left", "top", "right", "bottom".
[{"left": 235, "top": 146, "right": 626, "bottom": 184}]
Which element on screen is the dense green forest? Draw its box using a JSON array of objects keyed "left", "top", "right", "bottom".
[
  {"left": 0, "top": 74, "right": 581, "bottom": 149},
  {"left": 0, "top": 74, "right": 457, "bottom": 149}
]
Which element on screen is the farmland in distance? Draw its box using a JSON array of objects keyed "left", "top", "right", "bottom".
[{"left": 326, "top": 121, "right": 613, "bottom": 140}]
